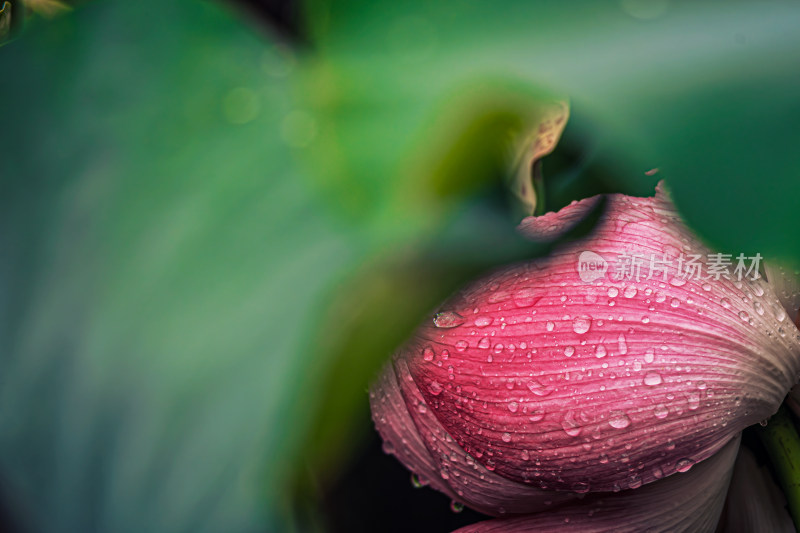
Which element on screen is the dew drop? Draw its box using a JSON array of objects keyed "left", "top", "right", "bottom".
[
  {"left": 641, "top": 316, "right": 651, "bottom": 324},
  {"left": 608, "top": 287, "right": 619, "bottom": 297},
  {"left": 676, "top": 458, "right": 695, "bottom": 473},
  {"left": 564, "top": 346, "right": 575, "bottom": 357},
  {"left": 455, "top": 340, "right": 468, "bottom": 352},
  {"left": 572, "top": 316, "right": 592, "bottom": 334},
  {"left": 508, "top": 401, "right": 519, "bottom": 413},
  {"left": 514, "top": 288, "right": 541, "bottom": 308},
  {"left": 423, "top": 346, "right": 435, "bottom": 362},
  {"left": 644, "top": 373, "right": 663, "bottom": 386},
  {"left": 628, "top": 474, "right": 642, "bottom": 489},
  {"left": 595, "top": 345, "right": 607, "bottom": 358},
  {"left": 669, "top": 277, "right": 688, "bottom": 287},
  {"left": 501, "top": 432, "right": 512, "bottom": 443},
  {"left": 450, "top": 501, "right": 464, "bottom": 513},
  {"left": 478, "top": 337, "right": 491, "bottom": 349},
  {"left": 609, "top": 411, "right": 631, "bottom": 429},
  {"left": 670, "top": 298, "right": 680, "bottom": 308},
  {"left": 654, "top": 404, "right": 669, "bottom": 418},
  {"left": 527, "top": 380, "right": 554, "bottom": 397},
  {"left": 528, "top": 409, "right": 545, "bottom": 422},
  {"left": 623, "top": 286, "right": 638, "bottom": 298},
  {"left": 561, "top": 417, "right": 582, "bottom": 437},
  {"left": 475, "top": 316, "right": 492, "bottom": 328},
  {"left": 411, "top": 473, "right": 426, "bottom": 488},
  {"left": 546, "top": 321, "right": 555, "bottom": 332},
  {"left": 754, "top": 301, "right": 765, "bottom": 316},
  {"left": 428, "top": 381, "right": 444, "bottom": 396},
  {"left": 434, "top": 311, "right": 466, "bottom": 328},
  {"left": 701, "top": 283, "right": 712, "bottom": 291},
  {"left": 618, "top": 334, "right": 628, "bottom": 355},
  {"left": 644, "top": 348, "right": 655, "bottom": 363},
  {"left": 687, "top": 392, "right": 700, "bottom": 410},
  {"left": 721, "top": 297, "right": 732, "bottom": 309}
]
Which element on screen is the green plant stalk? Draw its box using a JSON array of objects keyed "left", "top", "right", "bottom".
[{"left": 758, "top": 405, "right": 800, "bottom": 529}]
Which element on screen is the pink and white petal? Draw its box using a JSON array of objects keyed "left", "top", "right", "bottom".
[
  {"left": 371, "top": 358, "right": 580, "bottom": 516},
  {"left": 720, "top": 446, "right": 794, "bottom": 533},
  {"left": 405, "top": 184, "right": 800, "bottom": 493},
  {"left": 452, "top": 435, "right": 740, "bottom": 533},
  {"left": 516, "top": 195, "right": 600, "bottom": 241}
]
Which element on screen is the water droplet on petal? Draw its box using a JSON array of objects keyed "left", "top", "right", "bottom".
[
  {"left": 572, "top": 316, "right": 592, "bottom": 334},
  {"left": 609, "top": 411, "right": 631, "bottom": 429},
  {"left": 676, "top": 458, "right": 695, "bottom": 473},
  {"left": 546, "top": 321, "right": 555, "bottom": 332},
  {"left": 669, "top": 277, "right": 687, "bottom": 287},
  {"left": 508, "top": 401, "right": 519, "bottom": 413},
  {"left": 628, "top": 474, "right": 642, "bottom": 489},
  {"left": 644, "top": 348, "right": 655, "bottom": 363},
  {"left": 450, "top": 500, "right": 464, "bottom": 513},
  {"left": 478, "top": 337, "right": 491, "bottom": 349},
  {"left": 687, "top": 392, "right": 700, "bottom": 410},
  {"left": 654, "top": 404, "right": 668, "bottom": 418},
  {"left": 754, "top": 301, "right": 765, "bottom": 316},
  {"left": 644, "top": 372, "right": 663, "bottom": 386},
  {"left": 721, "top": 297, "right": 732, "bottom": 309},
  {"left": 595, "top": 345, "right": 607, "bottom": 358},
  {"left": 670, "top": 298, "right": 680, "bottom": 308},
  {"left": 423, "top": 346, "right": 435, "bottom": 361},
  {"left": 564, "top": 346, "right": 575, "bottom": 357},
  {"left": 608, "top": 287, "right": 619, "bottom": 298},
  {"left": 641, "top": 316, "right": 651, "bottom": 324},
  {"left": 623, "top": 286, "right": 637, "bottom": 298},
  {"left": 513, "top": 288, "right": 541, "bottom": 308},
  {"left": 701, "top": 283, "right": 712, "bottom": 291},
  {"left": 501, "top": 432, "right": 512, "bottom": 443},
  {"left": 527, "top": 380, "right": 554, "bottom": 397},
  {"left": 434, "top": 311, "right": 466, "bottom": 328},
  {"left": 561, "top": 415, "right": 582, "bottom": 437},
  {"left": 428, "top": 381, "right": 444, "bottom": 396},
  {"left": 617, "top": 334, "right": 628, "bottom": 354},
  {"left": 411, "top": 473, "right": 426, "bottom": 488},
  {"left": 475, "top": 316, "right": 492, "bottom": 327},
  {"left": 455, "top": 340, "right": 468, "bottom": 352}
]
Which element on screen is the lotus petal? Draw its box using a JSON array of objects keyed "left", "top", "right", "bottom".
[
  {"left": 371, "top": 184, "right": 800, "bottom": 513},
  {"left": 451, "top": 435, "right": 740, "bottom": 532}
]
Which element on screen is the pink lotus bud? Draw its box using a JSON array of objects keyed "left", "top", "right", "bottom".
[{"left": 370, "top": 184, "right": 800, "bottom": 518}]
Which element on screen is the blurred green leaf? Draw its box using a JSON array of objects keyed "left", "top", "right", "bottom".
[
  {"left": 0, "top": 1, "right": 353, "bottom": 531},
  {"left": 306, "top": 0, "right": 800, "bottom": 260},
  {"left": 0, "top": 0, "right": 561, "bottom": 531}
]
